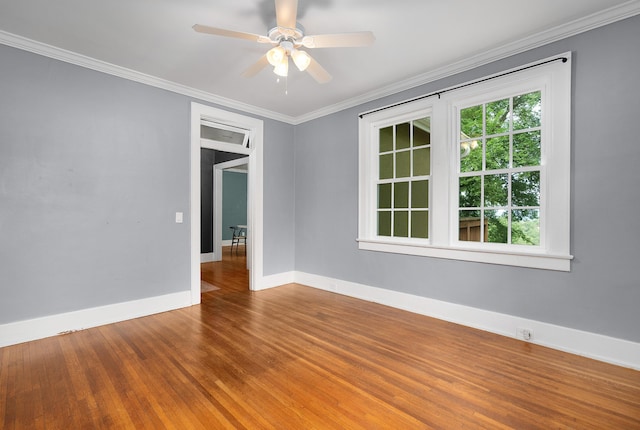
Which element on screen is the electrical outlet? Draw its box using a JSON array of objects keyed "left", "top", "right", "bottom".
[{"left": 516, "top": 327, "right": 533, "bottom": 341}]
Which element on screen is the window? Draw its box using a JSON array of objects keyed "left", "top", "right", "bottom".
[
  {"left": 201, "top": 121, "right": 251, "bottom": 150},
  {"left": 358, "top": 54, "right": 572, "bottom": 271},
  {"left": 457, "top": 91, "right": 542, "bottom": 246},
  {"left": 377, "top": 117, "right": 432, "bottom": 239}
]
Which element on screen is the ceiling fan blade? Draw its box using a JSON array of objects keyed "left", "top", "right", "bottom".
[
  {"left": 193, "top": 24, "right": 271, "bottom": 44},
  {"left": 242, "top": 55, "right": 270, "bottom": 78},
  {"left": 275, "top": 0, "right": 298, "bottom": 30},
  {"left": 302, "top": 31, "right": 375, "bottom": 49},
  {"left": 306, "top": 56, "right": 332, "bottom": 84}
]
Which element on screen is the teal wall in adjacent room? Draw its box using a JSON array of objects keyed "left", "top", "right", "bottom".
[{"left": 222, "top": 170, "right": 248, "bottom": 240}]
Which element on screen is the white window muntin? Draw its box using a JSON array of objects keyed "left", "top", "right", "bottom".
[
  {"left": 375, "top": 114, "right": 432, "bottom": 240},
  {"left": 361, "top": 105, "right": 433, "bottom": 245},
  {"left": 358, "top": 53, "right": 571, "bottom": 270},
  {"left": 449, "top": 79, "right": 549, "bottom": 253}
]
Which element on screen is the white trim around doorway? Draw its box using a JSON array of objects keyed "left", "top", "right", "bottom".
[
  {"left": 190, "top": 102, "right": 264, "bottom": 304},
  {"left": 214, "top": 157, "right": 249, "bottom": 268}
]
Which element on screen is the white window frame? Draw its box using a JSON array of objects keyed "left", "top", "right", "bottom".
[
  {"left": 358, "top": 53, "right": 573, "bottom": 271},
  {"left": 372, "top": 108, "right": 433, "bottom": 242},
  {"left": 201, "top": 120, "right": 252, "bottom": 153}
]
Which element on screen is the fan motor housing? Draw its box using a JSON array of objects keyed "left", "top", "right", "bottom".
[{"left": 268, "top": 23, "right": 305, "bottom": 43}]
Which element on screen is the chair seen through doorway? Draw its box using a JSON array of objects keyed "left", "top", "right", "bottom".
[{"left": 229, "top": 225, "right": 247, "bottom": 255}]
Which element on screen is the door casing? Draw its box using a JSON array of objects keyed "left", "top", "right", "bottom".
[{"left": 190, "top": 102, "right": 263, "bottom": 303}]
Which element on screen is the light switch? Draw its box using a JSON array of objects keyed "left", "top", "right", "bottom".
[{"left": 175, "top": 212, "right": 183, "bottom": 223}]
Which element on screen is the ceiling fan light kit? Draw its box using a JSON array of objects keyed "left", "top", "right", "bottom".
[
  {"left": 267, "top": 40, "right": 311, "bottom": 75},
  {"left": 273, "top": 56, "right": 289, "bottom": 77},
  {"left": 291, "top": 49, "right": 311, "bottom": 72},
  {"left": 193, "top": 0, "right": 374, "bottom": 84},
  {"left": 266, "top": 45, "right": 286, "bottom": 67}
]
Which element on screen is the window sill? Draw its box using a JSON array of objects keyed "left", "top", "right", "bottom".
[{"left": 357, "top": 239, "right": 572, "bottom": 271}]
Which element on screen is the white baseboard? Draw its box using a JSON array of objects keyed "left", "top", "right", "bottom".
[
  {"left": 254, "top": 271, "right": 295, "bottom": 291},
  {"left": 5, "top": 271, "right": 638, "bottom": 371},
  {"left": 0, "top": 291, "right": 192, "bottom": 348},
  {"left": 294, "top": 271, "right": 640, "bottom": 370},
  {"left": 201, "top": 252, "right": 216, "bottom": 263}
]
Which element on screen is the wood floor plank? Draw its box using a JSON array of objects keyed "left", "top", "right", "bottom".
[{"left": 1, "top": 251, "right": 639, "bottom": 428}]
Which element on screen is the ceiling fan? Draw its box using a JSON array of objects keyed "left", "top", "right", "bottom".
[{"left": 193, "top": 0, "right": 375, "bottom": 84}]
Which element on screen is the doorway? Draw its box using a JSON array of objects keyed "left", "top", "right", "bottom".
[
  {"left": 190, "top": 103, "right": 264, "bottom": 305},
  {"left": 214, "top": 157, "right": 249, "bottom": 268},
  {"left": 200, "top": 151, "right": 248, "bottom": 263}
]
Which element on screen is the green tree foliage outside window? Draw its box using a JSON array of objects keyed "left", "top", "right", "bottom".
[{"left": 458, "top": 91, "right": 542, "bottom": 246}]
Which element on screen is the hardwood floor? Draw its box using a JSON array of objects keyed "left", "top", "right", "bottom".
[
  {"left": 2, "top": 252, "right": 639, "bottom": 428},
  {"left": 201, "top": 245, "right": 249, "bottom": 293}
]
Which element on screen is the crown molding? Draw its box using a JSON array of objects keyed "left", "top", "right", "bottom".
[
  {"left": 292, "top": 0, "right": 640, "bottom": 124},
  {"left": 1, "top": 0, "right": 639, "bottom": 126},
  {"left": 0, "top": 30, "right": 297, "bottom": 125}
]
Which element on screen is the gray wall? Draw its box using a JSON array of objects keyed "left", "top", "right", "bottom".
[
  {"left": 0, "top": 44, "right": 295, "bottom": 324},
  {"left": 263, "top": 120, "right": 296, "bottom": 276},
  {"left": 293, "top": 15, "right": 640, "bottom": 343},
  {"left": 2, "top": 15, "right": 637, "bottom": 344}
]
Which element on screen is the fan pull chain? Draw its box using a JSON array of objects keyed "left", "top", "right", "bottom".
[{"left": 275, "top": 76, "right": 289, "bottom": 95}]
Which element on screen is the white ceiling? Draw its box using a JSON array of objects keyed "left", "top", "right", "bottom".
[{"left": 1, "top": 0, "right": 638, "bottom": 123}]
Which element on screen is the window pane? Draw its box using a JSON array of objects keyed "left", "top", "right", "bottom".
[
  {"left": 394, "top": 182, "right": 409, "bottom": 208},
  {"left": 486, "top": 210, "right": 509, "bottom": 243},
  {"left": 512, "top": 209, "right": 540, "bottom": 245},
  {"left": 379, "top": 154, "right": 393, "bottom": 179},
  {"left": 378, "top": 211, "right": 391, "bottom": 236},
  {"left": 380, "top": 126, "right": 393, "bottom": 153},
  {"left": 413, "top": 118, "right": 431, "bottom": 147},
  {"left": 484, "top": 174, "right": 508, "bottom": 207},
  {"left": 512, "top": 171, "right": 540, "bottom": 207},
  {"left": 513, "top": 131, "right": 541, "bottom": 167},
  {"left": 513, "top": 91, "right": 541, "bottom": 130},
  {"left": 411, "top": 211, "right": 429, "bottom": 238},
  {"left": 378, "top": 183, "right": 392, "bottom": 209},
  {"left": 486, "top": 136, "right": 509, "bottom": 170},
  {"left": 486, "top": 98, "right": 510, "bottom": 135},
  {"left": 413, "top": 147, "right": 431, "bottom": 176},
  {"left": 200, "top": 124, "right": 247, "bottom": 145},
  {"left": 459, "top": 175, "right": 481, "bottom": 208},
  {"left": 460, "top": 105, "right": 483, "bottom": 138},
  {"left": 459, "top": 210, "right": 482, "bottom": 242},
  {"left": 396, "top": 123, "right": 411, "bottom": 150},
  {"left": 411, "top": 180, "right": 429, "bottom": 208},
  {"left": 460, "top": 140, "right": 482, "bottom": 173},
  {"left": 394, "top": 211, "right": 409, "bottom": 237},
  {"left": 396, "top": 151, "right": 411, "bottom": 178}
]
